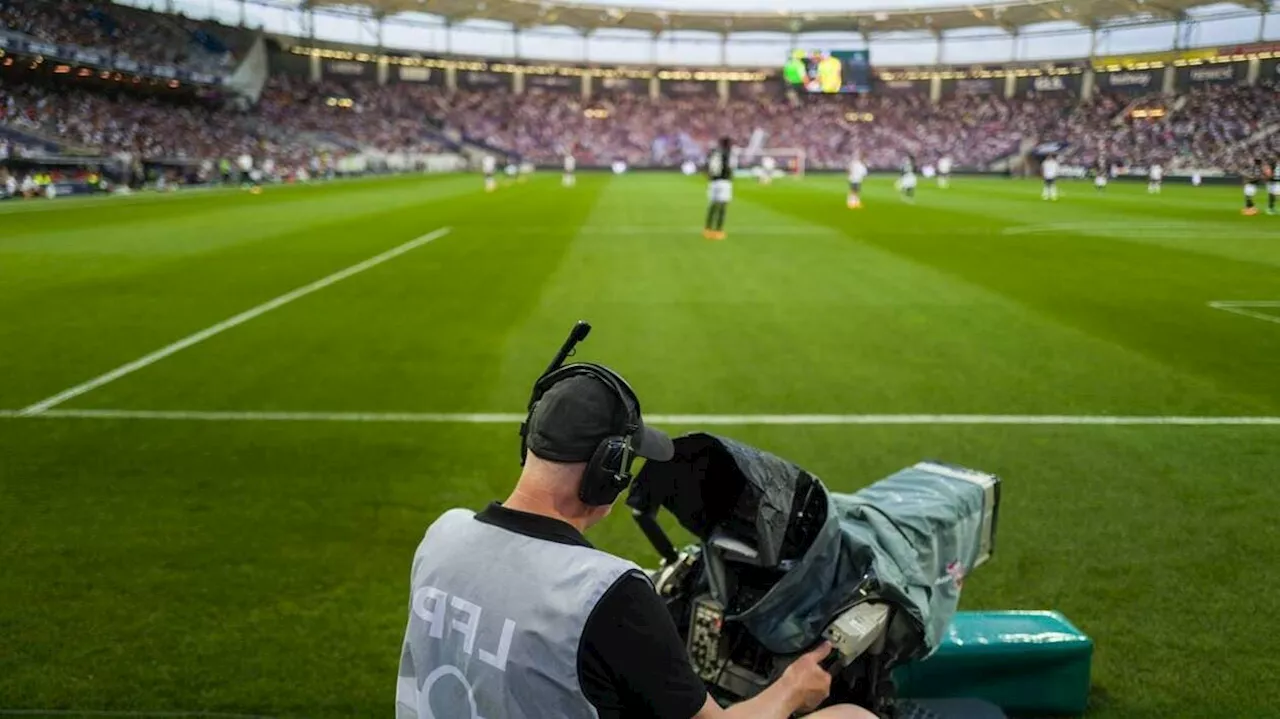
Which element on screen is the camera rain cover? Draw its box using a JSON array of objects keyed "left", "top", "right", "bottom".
[{"left": 632, "top": 433, "right": 997, "bottom": 661}]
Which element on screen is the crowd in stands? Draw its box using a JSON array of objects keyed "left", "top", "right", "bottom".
[
  {"left": 424, "top": 87, "right": 1079, "bottom": 170},
  {"left": 0, "top": 0, "right": 235, "bottom": 74},
  {"left": 5, "top": 71, "right": 1279, "bottom": 178},
  {"left": 1050, "top": 85, "right": 1280, "bottom": 173},
  {"left": 0, "top": 77, "right": 449, "bottom": 173},
  {"left": 257, "top": 77, "right": 448, "bottom": 156},
  {"left": 1, "top": 0, "right": 1279, "bottom": 179}
]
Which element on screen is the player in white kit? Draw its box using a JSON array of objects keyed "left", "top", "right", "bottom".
[
  {"left": 237, "top": 153, "right": 253, "bottom": 186},
  {"left": 562, "top": 154, "right": 576, "bottom": 187},
  {"left": 897, "top": 156, "right": 918, "bottom": 201},
  {"left": 1041, "top": 155, "right": 1060, "bottom": 201},
  {"left": 759, "top": 156, "right": 776, "bottom": 185},
  {"left": 847, "top": 154, "right": 868, "bottom": 209},
  {"left": 937, "top": 156, "right": 953, "bottom": 188},
  {"left": 1147, "top": 163, "right": 1163, "bottom": 194},
  {"left": 482, "top": 155, "right": 496, "bottom": 192}
]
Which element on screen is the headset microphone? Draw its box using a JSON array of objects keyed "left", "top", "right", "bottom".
[
  {"left": 540, "top": 321, "right": 591, "bottom": 379},
  {"left": 520, "top": 321, "right": 594, "bottom": 465}
]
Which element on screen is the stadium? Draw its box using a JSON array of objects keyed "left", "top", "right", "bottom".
[{"left": 2, "top": 0, "right": 1280, "bottom": 718}]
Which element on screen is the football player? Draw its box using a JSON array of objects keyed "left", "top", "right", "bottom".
[
  {"left": 1267, "top": 156, "right": 1278, "bottom": 215},
  {"left": 1242, "top": 158, "right": 1263, "bottom": 216},
  {"left": 482, "top": 155, "right": 497, "bottom": 192},
  {"left": 937, "top": 155, "right": 953, "bottom": 188},
  {"left": 898, "top": 155, "right": 917, "bottom": 201},
  {"left": 847, "top": 153, "right": 868, "bottom": 209},
  {"left": 563, "top": 152, "right": 576, "bottom": 188},
  {"left": 1041, "top": 154, "right": 1060, "bottom": 201},
  {"left": 759, "top": 155, "right": 776, "bottom": 185},
  {"left": 704, "top": 137, "right": 734, "bottom": 240}
]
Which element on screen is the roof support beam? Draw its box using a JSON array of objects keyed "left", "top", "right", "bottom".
[
  {"left": 1142, "top": 1, "right": 1185, "bottom": 20},
  {"left": 284, "top": 0, "right": 1257, "bottom": 57},
  {"left": 1173, "top": 12, "right": 1192, "bottom": 50}
]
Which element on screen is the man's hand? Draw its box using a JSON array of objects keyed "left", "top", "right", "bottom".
[
  {"left": 781, "top": 641, "right": 835, "bottom": 713},
  {"left": 708, "top": 641, "right": 837, "bottom": 719}
]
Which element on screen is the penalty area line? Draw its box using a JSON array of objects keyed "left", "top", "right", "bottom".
[
  {"left": 17, "top": 227, "right": 452, "bottom": 416},
  {"left": 3, "top": 409, "right": 1280, "bottom": 426}
]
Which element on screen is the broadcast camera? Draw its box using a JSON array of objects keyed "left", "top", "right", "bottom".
[
  {"left": 531, "top": 321, "right": 1006, "bottom": 717},
  {"left": 628, "top": 433, "right": 1001, "bottom": 718}
]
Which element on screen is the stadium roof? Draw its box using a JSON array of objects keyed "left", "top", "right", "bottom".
[{"left": 306, "top": 0, "right": 1265, "bottom": 35}]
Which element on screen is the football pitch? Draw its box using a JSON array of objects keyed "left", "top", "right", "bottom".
[{"left": 2, "top": 172, "right": 1279, "bottom": 719}]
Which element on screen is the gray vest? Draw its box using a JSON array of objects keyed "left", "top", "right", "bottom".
[{"left": 396, "top": 509, "right": 643, "bottom": 719}]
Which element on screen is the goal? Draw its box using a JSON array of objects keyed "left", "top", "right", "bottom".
[{"left": 735, "top": 147, "right": 807, "bottom": 179}]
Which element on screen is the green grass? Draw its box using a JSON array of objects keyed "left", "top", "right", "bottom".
[{"left": 2, "top": 173, "right": 1279, "bottom": 718}]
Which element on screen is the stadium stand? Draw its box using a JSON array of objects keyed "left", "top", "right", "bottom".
[
  {"left": 0, "top": 0, "right": 236, "bottom": 74},
  {"left": 0, "top": 0, "right": 1277, "bottom": 190}
]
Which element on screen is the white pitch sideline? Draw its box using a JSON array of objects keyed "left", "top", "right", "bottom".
[
  {"left": 18, "top": 227, "right": 452, "bottom": 416},
  {"left": 2, "top": 408, "right": 1280, "bottom": 426},
  {"left": 0, "top": 709, "right": 278, "bottom": 718},
  {"left": 1207, "top": 300, "right": 1280, "bottom": 326}
]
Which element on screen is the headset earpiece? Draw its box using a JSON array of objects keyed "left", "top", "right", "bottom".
[{"left": 579, "top": 435, "right": 635, "bottom": 506}]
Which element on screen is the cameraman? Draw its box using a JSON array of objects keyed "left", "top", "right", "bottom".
[{"left": 396, "top": 371, "right": 873, "bottom": 719}]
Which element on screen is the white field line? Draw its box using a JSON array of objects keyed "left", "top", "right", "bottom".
[
  {"left": 1207, "top": 300, "right": 1280, "bottom": 326},
  {"left": 18, "top": 227, "right": 452, "bottom": 416},
  {"left": 0, "top": 710, "right": 277, "bottom": 718},
  {"left": 494, "top": 226, "right": 1000, "bottom": 237},
  {"left": 3, "top": 408, "right": 1280, "bottom": 426},
  {"left": 0, "top": 173, "right": 439, "bottom": 215}
]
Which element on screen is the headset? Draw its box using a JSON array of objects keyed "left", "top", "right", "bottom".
[{"left": 519, "top": 322, "right": 643, "bottom": 506}]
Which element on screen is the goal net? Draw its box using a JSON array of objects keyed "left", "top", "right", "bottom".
[{"left": 734, "top": 147, "right": 807, "bottom": 179}]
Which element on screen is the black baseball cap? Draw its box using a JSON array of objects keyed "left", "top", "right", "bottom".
[{"left": 527, "top": 375, "right": 674, "bottom": 463}]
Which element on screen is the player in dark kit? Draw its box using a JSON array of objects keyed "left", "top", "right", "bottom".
[
  {"left": 1267, "top": 157, "right": 1279, "bottom": 215},
  {"left": 1242, "top": 158, "right": 1264, "bottom": 216},
  {"left": 704, "top": 137, "right": 734, "bottom": 240}
]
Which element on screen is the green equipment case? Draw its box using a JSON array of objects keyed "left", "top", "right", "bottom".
[{"left": 894, "top": 610, "right": 1093, "bottom": 716}]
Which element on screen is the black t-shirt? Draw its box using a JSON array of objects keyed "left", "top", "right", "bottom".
[
  {"left": 707, "top": 149, "right": 733, "bottom": 182},
  {"left": 475, "top": 503, "right": 709, "bottom": 719}
]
